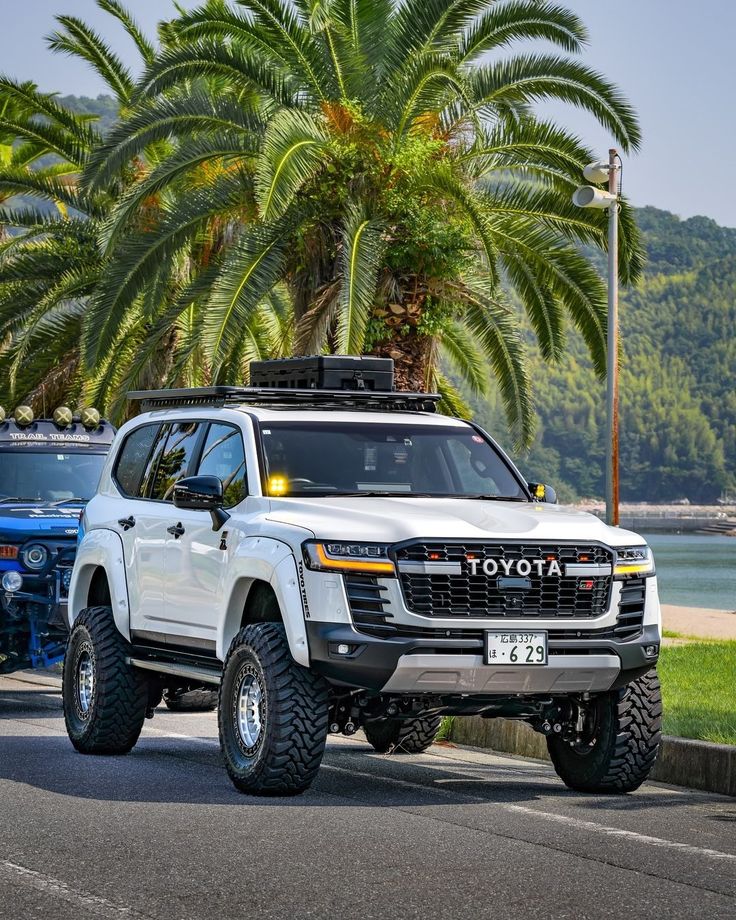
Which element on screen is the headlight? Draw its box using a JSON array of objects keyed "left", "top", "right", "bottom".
[
  {"left": 614, "top": 545, "right": 654, "bottom": 578},
  {"left": 21, "top": 543, "right": 49, "bottom": 571},
  {"left": 2, "top": 571, "right": 23, "bottom": 592},
  {"left": 303, "top": 541, "right": 395, "bottom": 576}
]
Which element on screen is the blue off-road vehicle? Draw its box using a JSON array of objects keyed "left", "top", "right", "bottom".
[{"left": 0, "top": 406, "right": 114, "bottom": 674}]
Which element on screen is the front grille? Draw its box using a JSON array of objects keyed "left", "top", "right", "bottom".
[
  {"left": 615, "top": 577, "right": 646, "bottom": 640},
  {"left": 395, "top": 542, "right": 613, "bottom": 618}
]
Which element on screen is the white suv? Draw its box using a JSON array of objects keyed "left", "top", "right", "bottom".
[{"left": 63, "top": 363, "right": 662, "bottom": 796}]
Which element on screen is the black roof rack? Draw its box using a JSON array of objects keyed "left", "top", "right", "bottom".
[{"left": 127, "top": 386, "right": 441, "bottom": 414}]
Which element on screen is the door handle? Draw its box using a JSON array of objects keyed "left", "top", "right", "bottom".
[
  {"left": 167, "top": 522, "right": 185, "bottom": 539},
  {"left": 118, "top": 516, "right": 136, "bottom": 531}
]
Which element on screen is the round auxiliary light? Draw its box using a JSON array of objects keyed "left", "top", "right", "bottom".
[
  {"left": 14, "top": 405, "right": 34, "bottom": 427},
  {"left": 2, "top": 571, "right": 23, "bottom": 593},
  {"left": 53, "top": 406, "right": 73, "bottom": 428},
  {"left": 0, "top": 407, "right": 5, "bottom": 423},
  {"left": 80, "top": 406, "right": 101, "bottom": 430},
  {"left": 21, "top": 543, "right": 48, "bottom": 571}
]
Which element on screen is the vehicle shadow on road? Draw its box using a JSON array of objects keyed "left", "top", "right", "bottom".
[{"left": 0, "top": 730, "right": 716, "bottom": 813}]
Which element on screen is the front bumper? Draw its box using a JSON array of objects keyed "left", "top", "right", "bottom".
[{"left": 305, "top": 621, "right": 660, "bottom": 695}]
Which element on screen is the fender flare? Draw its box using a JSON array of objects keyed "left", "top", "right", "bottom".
[
  {"left": 68, "top": 528, "right": 130, "bottom": 641},
  {"left": 219, "top": 537, "right": 309, "bottom": 666}
]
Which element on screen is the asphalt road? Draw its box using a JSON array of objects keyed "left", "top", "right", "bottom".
[{"left": 1, "top": 672, "right": 735, "bottom": 920}]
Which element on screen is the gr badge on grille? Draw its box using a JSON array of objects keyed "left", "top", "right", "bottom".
[{"left": 467, "top": 557, "right": 563, "bottom": 577}]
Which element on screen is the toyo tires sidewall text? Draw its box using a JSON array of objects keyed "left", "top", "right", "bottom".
[
  {"left": 218, "top": 623, "right": 329, "bottom": 796},
  {"left": 63, "top": 606, "right": 149, "bottom": 755}
]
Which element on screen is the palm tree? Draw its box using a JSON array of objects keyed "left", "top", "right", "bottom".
[
  {"left": 85, "top": 0, "right": 643, "bottom": 444},
  {"left": 0, "top": 1, "right": 163, "bottom": 413}
]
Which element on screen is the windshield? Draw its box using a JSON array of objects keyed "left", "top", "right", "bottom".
[
  {"left": 259, "top": 422, "right": 526, "bottom": 499},
  {"left": 0, "top": 450, "right": 107, "bottom": 502}
]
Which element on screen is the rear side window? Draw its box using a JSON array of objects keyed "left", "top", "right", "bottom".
[
  {"left": 140, "top": 424, "right": 171, "bottom": 499},
  {"left": 196, "top": 423, "right": 247, "bottom": 507},
  {"left": 150, "top": 422, "right": 204, "bottom": 502},
  {"left": 113, "top": 424, "right": 160, "bottom": 497}
]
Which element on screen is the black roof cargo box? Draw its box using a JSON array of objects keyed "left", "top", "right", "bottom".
[{"left": 249, "top": 356, "right": 394, "bottom": 391}]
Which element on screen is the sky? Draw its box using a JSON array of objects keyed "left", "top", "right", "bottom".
[{"left": 3, "top": 0, "right": 735, "bottom": 227}]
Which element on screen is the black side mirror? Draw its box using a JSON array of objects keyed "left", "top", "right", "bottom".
[
  {"left": 173, "top": 475, "right": 230, "bottom": 531},
  {"left": 528, "top": 482, "right": 558, "bottom": 504}
]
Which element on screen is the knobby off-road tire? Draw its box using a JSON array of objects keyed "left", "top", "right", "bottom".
[
  {"left": 547, "top": 668, "right": 662, "bottom": 793},
  {"left": 218, "top": 623, "right": 329, "bottom": 796},
  {"left": 364, "top": 714, "right": 442, "bottom": 754},
  {"left": 163, "top": 688, "right": 218, "bottom": 712},
  {"left": 63, "top": 606, "right": 149, "bottom": 755}
]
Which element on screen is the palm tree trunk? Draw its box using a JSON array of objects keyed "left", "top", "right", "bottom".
[{"left": 371, "top": 331, "right": 433, "bottom": 392}]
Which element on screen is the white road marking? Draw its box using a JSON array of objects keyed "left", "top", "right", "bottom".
[
  {"left": 321, "top": 764, "right": 736, "bottom": 864},
  {"left": 0, "top": 859, "right": 153, "bottom": 919}
]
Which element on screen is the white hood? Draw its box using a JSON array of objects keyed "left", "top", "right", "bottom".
[{"left": 266, "top": 496, "right": 643, "bottom": 547}]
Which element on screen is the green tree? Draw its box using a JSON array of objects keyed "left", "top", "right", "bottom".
[{"left": 86, "top": 0, "right": 643, "bottom": 444}]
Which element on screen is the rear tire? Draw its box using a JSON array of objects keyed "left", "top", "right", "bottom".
[
  {"left": 63, "top": 606, "right": 149, "bottom": 755},
  {"left": 364, "top": 714, "right": 442, "bottom": 754},
  {"left": 163, "top": 687, "right": 218, "bottom": 712},
  {"left": 218, "top": 623, "right": 329, "bottom": 796},
  {"left": 547, "top": 668, "right": 662, "bottom": 793}
]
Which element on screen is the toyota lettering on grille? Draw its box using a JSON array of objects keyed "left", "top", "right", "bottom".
[{"left": 467, "top": 557, "right": 563, "bottom": 578}]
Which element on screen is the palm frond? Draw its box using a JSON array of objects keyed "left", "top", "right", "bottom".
[
  {"left": 440, "top": 319, "right": 488, "bottom": 396},
  {"left": 97, "top": 0, "right": 156, "bottom": 65},
  {"left": 85, "top": 176, "right": 243, "bottom": 364},
  {"left": 202, "top": 216, "right": 292, "bottom": 373},
  {"left": 255, "top": 108, "right": 327, "bottom": 219},
  {"left": 454, "top": 281, "right": 534, "bottom": 448},
  {"left": 470, "top": 54, "right": 641, "bottom": 152},
  {"left": 335, "top": 207, "right": 385, "bottom": 353},
  {"left": 460, "top": 1, "right": 587, "bottom": 62},
  {"left": 84, "top": 90, "right": 265, "bottom": 191},
  {"left": 47, "top": 16, "right": 135, "bottom": 104}
]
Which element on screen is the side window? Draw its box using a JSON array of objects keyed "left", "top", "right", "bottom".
[
  {"left": 140, "top": 424, "right": 171, "bottom": 499},
  {"left": 196, "top": 423, "right": 247, "bottom": 508},
  {"left": 113, "top": 424, "right": 160, "bottom": 497},
  {"left": 150, "top": 422, "right": 203, "bottom": 502}
]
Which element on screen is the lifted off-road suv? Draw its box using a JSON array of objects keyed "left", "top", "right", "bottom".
[{"left": 64, "top": 357, "right": 662, "bottom": 796}]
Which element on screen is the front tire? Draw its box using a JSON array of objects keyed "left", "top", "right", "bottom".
[
  {"left": 547, "top": 668, "right": 662, "bottom": 793},
  {"left": 218, "top": 623, "right": 329, "bottom": 796},
  {"left": 63, "top": 606, "right": 149, "bottom": 755},
  {"left": 364, "top": 714, "right": 442, "bottom": 754}
]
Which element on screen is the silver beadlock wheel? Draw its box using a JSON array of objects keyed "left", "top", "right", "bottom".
[
  {"left": 77, "top": 648, "right": 95, "bottom": 715},
  {"left": 236, "top": 670, "right": 263, "bottom": 751}
]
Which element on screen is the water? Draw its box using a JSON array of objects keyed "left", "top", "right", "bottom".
[{"left": 644, "top": 533, "right": 735, "bottom": 611}]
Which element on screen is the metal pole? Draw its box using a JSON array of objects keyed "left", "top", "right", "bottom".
[{"left": 606, "top": 148, "right": 620, "bottom": 526}]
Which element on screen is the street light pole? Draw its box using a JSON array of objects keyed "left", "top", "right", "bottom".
[
  {"left": 572, "top": 153, "right": 622, "bottom": 527},
  {"left": 606, "top": 148, "right": 620, "bottom": 527}
]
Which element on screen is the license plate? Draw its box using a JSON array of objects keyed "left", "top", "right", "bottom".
[{"left": 485, "top": 631, "right": 548, "bottom": 666}]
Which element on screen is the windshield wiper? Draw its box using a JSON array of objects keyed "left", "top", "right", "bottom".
[
  {"left": 462, "top": 495, "right": 528, "bottom": 502},
  {"left": 50, "top": 498, "right": 86, "bottom": 506},
  {"left": 0, "top": 496, "right": 33, "bottom": 504}
]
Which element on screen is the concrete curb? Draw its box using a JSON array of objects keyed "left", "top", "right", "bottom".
[{"left": 450, "top": 717, "right": 736, "bottom": 798}]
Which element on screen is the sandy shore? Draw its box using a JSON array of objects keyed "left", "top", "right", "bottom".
[{"left": 662, "top": 604, "right": 736, "bottom": 640}]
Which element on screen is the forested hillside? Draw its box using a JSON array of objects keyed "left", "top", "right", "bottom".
[{"left": 474, "top": 207, "right": 736, "bottom": 503}]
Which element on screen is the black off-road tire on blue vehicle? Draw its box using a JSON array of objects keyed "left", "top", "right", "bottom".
[
  {"left": 218, "top": 623, "right": 329, "bottom": 796},
  {"left": 163, "top": 687, "right": 218, "bottom": 712},
  {"left": 547, "top": 668, "right": 662, "bottom": 793},
  {"left": 63, "top": 606, "right": 150, "bottom": 755},
  {"left": 364, "top": 714, "right": 442, "bottom": 754}
]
